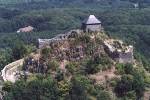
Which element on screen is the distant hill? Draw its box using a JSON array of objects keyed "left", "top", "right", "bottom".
[
  {"left": 0, "top": 0, "right": 48, "bottom": 4},
  {"left": 0, "top": 0, "right": 128, "bottom": 5},
  {"left": 0, "top": 0, "right": 149, "bottom": 7}
]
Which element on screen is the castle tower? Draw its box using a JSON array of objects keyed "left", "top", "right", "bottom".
[{"left": 82, "top": 15, "right": 101, "bottom": 32}]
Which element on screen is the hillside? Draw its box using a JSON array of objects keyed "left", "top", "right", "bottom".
[
  {"left": 0, "top": 1, "right": 150, "bottom": 100},
  {"left": 1, "top": 21, "right": 150, "bottom": 99}
]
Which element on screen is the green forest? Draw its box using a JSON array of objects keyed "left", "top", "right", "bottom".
[{"left": 0, "top": 0, "right": 150, "bottom": 100}]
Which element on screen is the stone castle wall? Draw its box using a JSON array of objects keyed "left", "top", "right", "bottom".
[{"left": 38, "top": 30, "right": 81, "bottom": 48}]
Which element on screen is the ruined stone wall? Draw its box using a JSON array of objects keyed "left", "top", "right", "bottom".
[
  {"left": 85, "top": 24, "right": 101, "bottom": 32},
  {"left": 117, "top": 52, "right": 133, "bottom": 63},
  {"left": 38, "top": 30, "right": 81, "bottom": 49},
  {"left": 103, "top": 40, "right": 134, "bottom": 64}
]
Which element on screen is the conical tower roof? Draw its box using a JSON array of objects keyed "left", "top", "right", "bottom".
[{"left": 83, "top": 15, "right": 101, "bottom": 25}]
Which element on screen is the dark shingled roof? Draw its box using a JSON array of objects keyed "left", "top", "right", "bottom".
[{"left": 83, "top": 15, "right": 101, "bottom": 25}]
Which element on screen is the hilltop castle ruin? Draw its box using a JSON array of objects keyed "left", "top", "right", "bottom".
[
  {"left": 38, "top": 29, "right": 81, "bottom": 48},
  {"left": 38, "top": 15, "right": 102, "bottom": 48},
  {"left": 38, "top": 15, "right": 133, "bottom": 63}
]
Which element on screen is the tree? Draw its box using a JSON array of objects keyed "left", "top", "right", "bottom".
[
  {"left": 3, "top": 76, "right": 60, "bottom": 100},
  {"left": 85, "top": 59, "right": 101, "bottom": 74},
  {"left": 116, "top": 63, "right": 125, "bottom": 75},
  {"left": 114, "top": 67, "right": 145, "bottom": 99},
  {"left": 41, "top": 47, "right": 52, "bottom": 59},
  {"left": 47, "top": 60, "right": 59, "bottom": 71},
  {"left": 2, "top": 81, "right": 13, "bottom": 92},
  {"left": 96, "top": 91, "right": 112, "bottom": 100},
  {"left": 12, "top": 41, "right": 28, "bottom": 60},
  {"left": 85, "top": 55, "right": 112, "bottom": 74},
  {"left": 124, "top": 63, "right": 134, "bottom": 75},
  {"left": 114, "top": 74, "right": 134, "bottom": 97},
  {"left": 66, "top": 62, "right": 79, "bottom": 74},
  {"left": 58, "top": 81, "right": 70, "bottom": 97},
  {"left": 132, "top": 70, "right": 145, "bottom": 99},
  {"left": 55, "top": 70, "right": 64, "bottom": 81},
  {"left": 69, "top": 75, "right": 92, "bottom": 100},
  {"left": 0, "top": 49, "right": 12, "bottom": 70}
]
